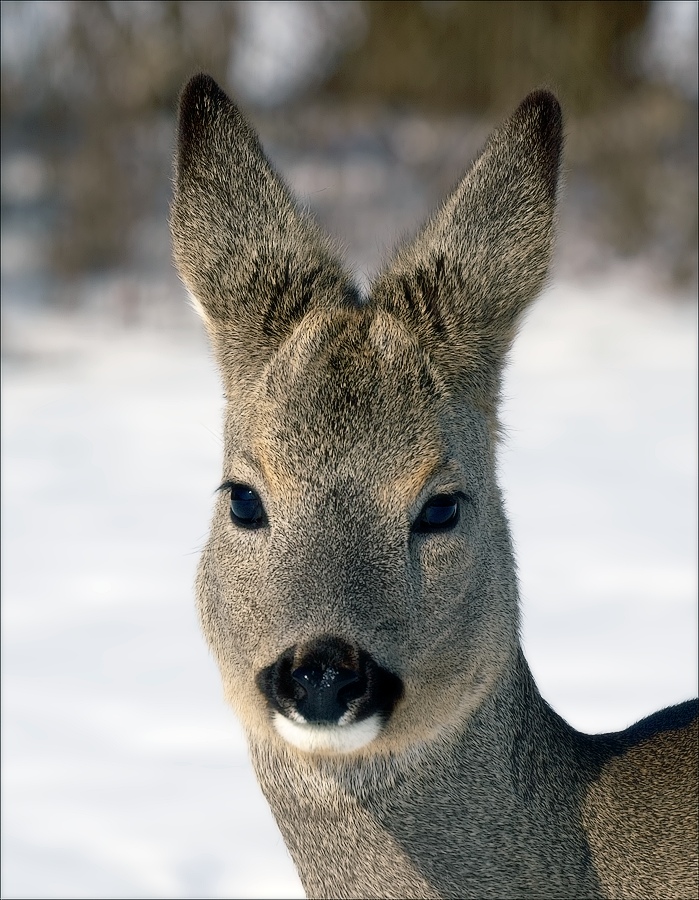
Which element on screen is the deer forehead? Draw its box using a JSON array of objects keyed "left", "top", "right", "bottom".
[{"left": 223, "top": 308, "right": 480, "bottom": 502}]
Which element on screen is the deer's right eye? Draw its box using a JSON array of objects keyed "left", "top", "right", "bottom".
[
  {"left": 413, "top": 493, "right": 460, "bottom": 533},
  {"left": 228, "top": 484, "right": 266, "bottom": 529}
]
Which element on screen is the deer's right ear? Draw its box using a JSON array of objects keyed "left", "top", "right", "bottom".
[{"left": 170, "top": 74, "right": 353, "bottom": 386}]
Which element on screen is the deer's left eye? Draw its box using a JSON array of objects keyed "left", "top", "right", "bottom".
[{"left": 414, "top": 494, "right": 460, "bottom": 533}]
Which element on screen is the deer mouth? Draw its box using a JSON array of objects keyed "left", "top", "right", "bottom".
[
  {"left": 256, "top": 635, "right": 404, "bottom": 753},
  {"left": 271, "top": 712, "right": 384, "bottom": 753}
]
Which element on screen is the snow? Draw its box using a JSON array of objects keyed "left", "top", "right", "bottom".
[{"left": 2, "top": 268, "right": 696, "bottom": 899}]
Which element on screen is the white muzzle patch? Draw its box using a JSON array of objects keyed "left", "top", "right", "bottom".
[{"left": 273, "top": 712, "right": 382, "bottom": 753}]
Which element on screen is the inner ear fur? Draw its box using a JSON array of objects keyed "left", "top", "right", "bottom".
[
  {"left": 371, "top": 90, "right": 563, "bottom": 405},
  {"left": 170, "top": 74, "right": 357, "bottom": 386}
]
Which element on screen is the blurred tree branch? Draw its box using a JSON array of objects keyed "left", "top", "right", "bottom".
[
  {"left": 322, "top": 1, "right": 651, "bottom": 114},
  {"left": 2, "top": 0, "right": 239, "bottom": 276}
]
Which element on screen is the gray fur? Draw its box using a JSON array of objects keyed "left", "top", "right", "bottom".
[{"left": 171, "top": 74, "right": 698, "bottom": 900}]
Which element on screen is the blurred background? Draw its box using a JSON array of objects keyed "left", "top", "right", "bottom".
[
  {"left": 1, "top": 0, "right": 697, "bottom": 309},
  {"left": 2, "top": 3, "right": 697, "bottom": 899}
]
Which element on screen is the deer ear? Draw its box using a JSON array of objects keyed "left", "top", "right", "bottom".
[
  {"left": 372, "top": 91, "right": 563, "bottom": 404},
  {"left": 170, "top": 74, "right": 354, "bottom": 385}
]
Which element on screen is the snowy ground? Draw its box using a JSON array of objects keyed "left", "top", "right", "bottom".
[{"left": 2, "top": 266, "right": 696, "bottom": 899}]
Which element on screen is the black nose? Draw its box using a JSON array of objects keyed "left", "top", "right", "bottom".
[
  {"left": 291, "top": 664, "right": 362, "bottom": 723},
  {"left": 256, "top": 635, "right": 403, "bottom": 726}
]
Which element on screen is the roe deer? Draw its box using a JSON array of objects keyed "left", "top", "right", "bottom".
[{"left": 170, "top": 74, "right": 698, "bottom": 900}]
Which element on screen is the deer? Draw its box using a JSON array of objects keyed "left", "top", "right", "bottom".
[{"left": 170, "top": 74, "right": 698, "bottom": 900}]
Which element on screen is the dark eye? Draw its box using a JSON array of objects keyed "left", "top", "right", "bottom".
[
  {"left": 229, "top": 484, "right": 266, "bottom": 529},
  {"left": 414, "top": 493, "right": 460, "bottom": 533}
]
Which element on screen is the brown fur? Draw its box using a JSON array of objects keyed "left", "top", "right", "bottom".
[
  {"left": 583, "top": 711, "right": 698, "bottom": 899},
  {"left": 171, "top": 74, "right": 698, "bottom": 899}
]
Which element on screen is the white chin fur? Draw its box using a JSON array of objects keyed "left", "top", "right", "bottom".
[{"left": 273, "top": 712, "right": 382, "bottom": 753}]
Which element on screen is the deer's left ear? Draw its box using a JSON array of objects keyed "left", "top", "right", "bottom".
[{"left": 372, "top": 91, "right": 563, "bottom": 403}]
